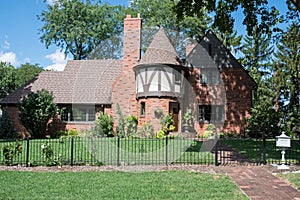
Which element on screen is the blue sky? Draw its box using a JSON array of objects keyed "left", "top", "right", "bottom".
[
  {"left": 0, "top": 0, "right": 129, "bottom": 70},
  {"left": 0, "top": 0, "right": 288, "bottom": 71}
]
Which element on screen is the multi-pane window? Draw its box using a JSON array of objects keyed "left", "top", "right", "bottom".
[
  {"left": 200, "top": 69, "right": 220, "bottom": 85},
  {"left": 140, "top": 102, "right": 146, "bottom": 116},
  {"left": 198, "top": 105, "right": 224, "bottom": 123},
  {"left": 60, "top": 106, "right": 96, "bottom": 122}
]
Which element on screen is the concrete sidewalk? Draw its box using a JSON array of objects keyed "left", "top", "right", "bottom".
[{"left": 221, "top": 166, "right": 300, "bottom": 200}]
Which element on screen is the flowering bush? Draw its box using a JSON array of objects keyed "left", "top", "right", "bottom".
[
  {"left": 41, "top": 142, "right": 54, "bottom": 166},
  {"left": 157, "top": 130, "right": 165, "bottom": 139},
  {"left": 168, "top": 125, "right": 175, "bottom": 132}
]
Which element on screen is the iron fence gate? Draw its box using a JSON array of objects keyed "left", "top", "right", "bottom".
[{"left": 215, "top": 137, "right": 300, "bottom": 166}]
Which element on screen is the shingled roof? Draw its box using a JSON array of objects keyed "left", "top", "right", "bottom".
[
  {"left": 187, "top": 30, "right": 243, "bottom": 69},
  {"left": 0, "top": 60, "right": 122, "bottom": 105},
  {"left": 139, "top": 28, "right": 182, "bottom": 66}
]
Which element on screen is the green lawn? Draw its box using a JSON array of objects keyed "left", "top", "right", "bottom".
[
  {"left": 221, "top": 139, "right": 300, "bottom": 164},
  {"left": 0, "top": 170, "right": 248, "bottom": 200},
  {"left": 278, "top": 173, "right": 300, "bottom": 190},
  {"left": 0, "top": 138, "right": 215, "bottom": 166}
]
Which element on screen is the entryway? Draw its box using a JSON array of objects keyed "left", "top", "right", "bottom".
[{"left": 169, "top": 102, "right": 180, "bottom": 132}]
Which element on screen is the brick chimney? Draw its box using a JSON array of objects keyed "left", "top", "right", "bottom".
[
  {"left": 123, "top": 14, "right": 142, "bottom": 71},
  {"left": 111, "top": 14, "right": 142, "bottom": 119}
]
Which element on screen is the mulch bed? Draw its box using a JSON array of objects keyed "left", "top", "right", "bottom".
[
  {"left": 0, "top": 164, "right": 299, "bottom": 174},
  {"left": 0, "top": 164, "right": 226, "bottom": 173}
]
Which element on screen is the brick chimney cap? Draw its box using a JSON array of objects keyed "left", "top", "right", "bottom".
[{"left": 125, "top": 13, "right": 141, "bottom": 19}]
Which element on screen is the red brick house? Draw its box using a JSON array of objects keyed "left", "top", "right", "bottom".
[{"left": 0, "top": 14, "right": 256, "bottom": 136}]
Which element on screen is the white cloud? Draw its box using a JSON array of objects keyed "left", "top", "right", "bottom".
[
  {"left": 45, "top": 63, "right": 66, "bottom": 71},
  {"left": 24, "top": 57, "right": 31, "bottom": 63},
  {"left": 45, "top": 49, "right": 69, "bottom": 71},
  {"left": 0, "top": 51, "right": 19, "bottom": 66},
  {"left": 3, "top": 35, "right": 10, "bottom": 49}
]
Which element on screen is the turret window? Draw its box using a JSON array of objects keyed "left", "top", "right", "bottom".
[{"left": 140, "top": 102, "right": 146, "bottom": 116}]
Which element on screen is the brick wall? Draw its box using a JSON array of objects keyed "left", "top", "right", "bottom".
[
  {"left": 137, "top": 97, "right": 179, "bottom": 133},
  {"left": 189, "top": 67, "right": 254, "bottom": 135}
]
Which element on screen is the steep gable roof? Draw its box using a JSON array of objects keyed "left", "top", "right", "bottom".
[
  {"left": 139, "top": 28, "right": 181, "bottom": 65},
  {"left": 0, "top": 60, "right": 122, "bottom": 105},
  {"left": 186, "top": 30, "right": 256, "bottom": 88},
  {"left": 187, "top": 30, "right": 241, "bottom": 68}
]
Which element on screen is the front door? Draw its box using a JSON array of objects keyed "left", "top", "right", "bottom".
[{"left": 169, "top": 102, "right": 179, "bottom": 132}]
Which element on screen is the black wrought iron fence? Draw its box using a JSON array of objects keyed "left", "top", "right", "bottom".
[
  {"left": 0, "top": 136, "right": 299, "bottom": 167},
  {"left": 0, "top": 137, "right": 216, "bottom": 166},
  {"left": 216, "top": 137, "right": 300, "bottom": 166}
]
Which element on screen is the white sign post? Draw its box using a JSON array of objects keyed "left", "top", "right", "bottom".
[{"left": 276, "top": 132, "right": 291, "bottom": 170}]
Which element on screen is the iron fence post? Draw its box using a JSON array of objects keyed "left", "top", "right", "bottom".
[
  {"left": 215, "top": 139, "right": 219, "bottom": 166},
  {"left": 262, "top": 132, "right": 266, "bottom": 165},
  {"left": 25, "top": 138, "right": 30, "bottom": 167},
  {"left": 117, "top": 137, "right": 120, "bottom": 166},
  {"left": 166, "top": 136, "right": 168, "bottom": 166},
  {"left": 70, "top": 137, "right": 74, "bottom": 166}
]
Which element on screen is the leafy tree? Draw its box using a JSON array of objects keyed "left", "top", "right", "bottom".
[
  {"left": 19, "top": 90, "right": 58, "bottom": 139},
  {"left": 0, "top": 108, "right": 15, "bottom": 139},
  {"left": 213, "top": 30, "right": 243, "bottom": 54},
  {"left": 0, "top": 62, "right": 16, "bottom": 99},
  {"left": 290, "top": 0, "right": 300, "bottom": 10},
  {"left": 129, "top": 0, "right": 243, "bottom": 57},
  {"left": 274, "top": 23, "right": 300, "bottom": 135},
  {"left": 129, "top": 0, "right": 211, "bottom": 58},
  {"left": 88, "top": 34, "right": 123, "bottom": 59},
  {"left": 241, "top": 26, "right": 281, "bottom": 137},
  {"left": 37, "top": 0, "right": 126, "bottom": 60},
  {"left": 0, "top": 62, "right": 43, "bottom": 100},
  {"left": 15, "top": 63, "right": 43, "bottom": 88},
  {"left": 130, "top": 0, "right": 211, "bottom": 38},
  {"left": 174, "top": 0, "right": 281, "bottom": 35}
]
